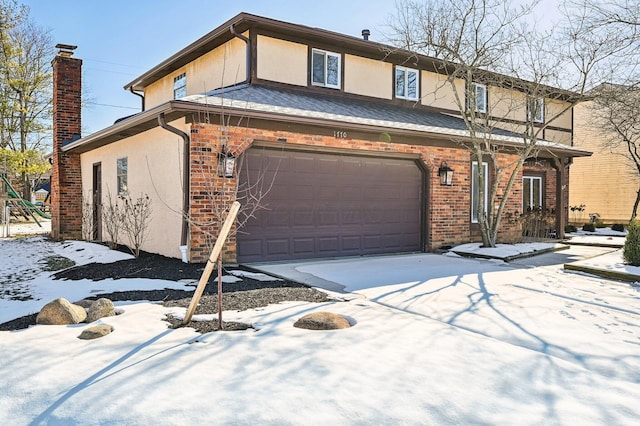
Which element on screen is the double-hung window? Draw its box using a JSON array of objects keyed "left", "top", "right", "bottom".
[
  {"left": 471, "top": 161, "right": 488, "bottom": 223},
  {"left": 469, "top": 83, "right": 487, "bottom": 113},
  {"left": 395, "top": 66, "right": 419, "bottom": 100},
  {"left": 311, "top": 48, "right": 341, "bottom": 89},
  {"left": 117, "top": 157, "right": 128, "bottom": 195},
  {"left": 523, "top": 176, "right": 542, "bottom": 211},
  {"left": 529, "top": 97, "right": 545, "bottom": 123},
  {"left": 173, "top": 72, "right": 187, "bottom": 99}
]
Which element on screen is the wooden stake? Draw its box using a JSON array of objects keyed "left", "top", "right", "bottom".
[{"left": 183, "top": 201, "right": 240, "bottom": 324}]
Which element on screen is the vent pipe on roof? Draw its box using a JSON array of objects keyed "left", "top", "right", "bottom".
[
  {"left": 362, "top": 29, "right": 370, "bottom": 40},
  {"left": 230, "top": 24, "right": 251, "bottom": 83}
]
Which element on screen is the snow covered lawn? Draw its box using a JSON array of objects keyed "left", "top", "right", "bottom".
[{"left": 1, "top": 235, "right": 639, "bottom": 425}]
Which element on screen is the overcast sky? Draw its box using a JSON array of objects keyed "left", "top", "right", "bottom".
[{"left": 21, "top": 0, "right": 561, "bottom": 137}]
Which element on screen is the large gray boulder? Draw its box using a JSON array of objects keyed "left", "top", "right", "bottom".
[
  {"left": 86, "top": 298, "right": 116, "bottom": 323},
  {"left": 36, "top": 298, "right": 87, "bottom": 325},
  {"left": 78, "top": 325, "right": 114, "bottom": 340},
  {"left": 293, "top": 312, "right": 351, "bottom": 330}
]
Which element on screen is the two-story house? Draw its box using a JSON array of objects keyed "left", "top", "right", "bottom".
[{"left": 50, "top": 13, "right": 589, "bottom": 263}]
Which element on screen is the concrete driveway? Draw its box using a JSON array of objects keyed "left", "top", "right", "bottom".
[
  {"left": 246, "top": 246, "right": 615, "bottom": 293},
  {"left": 247, "top": 245, "right": 617, "bottom": 294}
]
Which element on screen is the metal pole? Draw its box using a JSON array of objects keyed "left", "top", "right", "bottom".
[{"left": 217, "top": 258, "right": 223, "bottom": 330}]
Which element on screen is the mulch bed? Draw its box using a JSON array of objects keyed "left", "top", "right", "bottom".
[{"left": 0, "top": 251, "right": 332, "bottom": 332}]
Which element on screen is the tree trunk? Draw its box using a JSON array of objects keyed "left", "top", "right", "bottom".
[{"left": 631, "top": 188, "right": 640, "bottom": 223}]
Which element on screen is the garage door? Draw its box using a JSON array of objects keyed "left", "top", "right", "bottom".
[{"left": 236, "top": 147, "right": 423, "bottom": 262}]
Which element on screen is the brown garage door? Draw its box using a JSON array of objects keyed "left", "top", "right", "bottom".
[{"left": 236, "top": 147, "right": 423, "bottom": 262}]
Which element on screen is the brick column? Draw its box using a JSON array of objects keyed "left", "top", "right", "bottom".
[{"left": 51, "top": 44, "right": 82, "bottom": 240}]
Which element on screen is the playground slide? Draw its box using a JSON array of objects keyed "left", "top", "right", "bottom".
[{"left": 2, "top": 175, "right": 51, "bottom": 220}]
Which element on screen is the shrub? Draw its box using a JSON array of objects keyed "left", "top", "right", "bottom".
[
  {"left": 612, "top": 223, "right": 625, "bottom": 232},
  {"left": 582, "top": 223, "right": 596, "bottom": 232},
  {"left": 565, "top": 224, "right": 577, "bottom": 233},
  {"left": 595, "top": 221, "right": 607, "bottom": 228},
  {"left": 623, "top": 219, "right": 640, "bottom": 266}
]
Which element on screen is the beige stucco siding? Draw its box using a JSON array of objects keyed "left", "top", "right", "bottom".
[
  {"left": 256, "top": 35, "right": 307, "bottom": 86},
  {"left": 544, "top": 129, "right": 571, "bottom": 145},
  {"left": 80, "top": 120, "right": 187, "bottom": 258},
  {"left": 421, "top": 71, "right": 464, "bottom": 111},
  {"left": 489, "top": 87, "right": 525, "bottom": 121},
  {"left": 546, "top": 100, "right": 572, "bottom": 130},
  {"left": 570, "top": 101, "right": 639, "bottom": 223},
  {"left": 144, "top": 37, "right": 247, "bottom": 109},
  {"left": 344, "top": 54, "right": 392, "bottom": 99}
]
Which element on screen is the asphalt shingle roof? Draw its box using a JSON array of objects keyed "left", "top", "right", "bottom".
[{"left": 184, "top": 84, "right": 517, "bottom": 139}]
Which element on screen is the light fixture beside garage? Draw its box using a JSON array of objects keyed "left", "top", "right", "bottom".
[
  {"left": 218, "top": 145, "right": 236, "bottom": 178},
  {"left": 438, "top": 162, "right": 454, "bottom": 186}
]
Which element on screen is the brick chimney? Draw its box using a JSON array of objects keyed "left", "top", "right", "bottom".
[{"left": 51, "top": 44, "right": 82, "bottom": 240}]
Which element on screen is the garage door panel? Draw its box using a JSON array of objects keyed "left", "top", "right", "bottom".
[
  {"left": 318, "top": 237, "right": 339, "bottom": 252},
  {"left": 237, "top": 149, "right": 423, "bottom": 262}
]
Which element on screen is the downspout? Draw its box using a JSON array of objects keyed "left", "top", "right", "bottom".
[
  {"left": 158, "top": 112, "right": 190, "bottom": 251},
  {"left": 229, "top": 23, "right": 251, "bottom": 83},
  {"left": 129, "top": 87, "right": 145, "bottom": 111}
]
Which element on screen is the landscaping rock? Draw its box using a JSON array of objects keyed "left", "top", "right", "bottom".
[
  {"left": 293, "top": 312, "right": 351, "bottom": 330},
  {"left": 36, "top": 298, "right": 87, "bottom": 325},
  {"left": 78, "top": 325, "right": 113, "bottom": 340},
  {"left": 86, "top": 298, "right": 116, "bottom": 323}
]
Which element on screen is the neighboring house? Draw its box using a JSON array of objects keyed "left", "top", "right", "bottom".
[
  {"left": 50, "top": 13, "right": 589, "bottom": 263},
  {"left": 571, "top": 100, "right": 640, "bottom": 224}
]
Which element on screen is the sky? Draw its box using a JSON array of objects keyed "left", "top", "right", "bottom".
[
  {"left": 1, "top": 226, "right": 639, "bottom": 424},
  {"left": 20, "top": 0, "right": 562, "bottom": 138},
  {"left": 20, "top": 0, "right": 401, "bottom": 136}
]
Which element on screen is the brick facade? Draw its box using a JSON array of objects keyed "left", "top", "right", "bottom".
[
  {"left": 187, "top": 122, "right": 526, "bottom": 262},
  {"left": 51, "top": 48, "right": 83, "bottom": 241}
]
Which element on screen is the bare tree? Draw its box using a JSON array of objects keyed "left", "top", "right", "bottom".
[
  {"left": 387, "top": 0, "right": 622, "bottom": 247},
  {"left": 120, "top": 192, "right": 152, "bottom": 257},
  {"left": 0, "top": 1, "right": 54, "bottom": 199}
]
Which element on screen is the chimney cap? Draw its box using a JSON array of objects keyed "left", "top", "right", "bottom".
[
  {"left": 56, "top": 44, "right": 77, "bottom": 57},
  {"left": 361, "top": 29, "right": 371, "bottom": 40}
]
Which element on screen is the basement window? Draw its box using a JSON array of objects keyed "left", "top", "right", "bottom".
[
  {"left": 173, "top": 73, "right": 187, "bottom": 99},
  {"left": 311, "top": 48, "right": 341, "bottom": 89},
  {"left": 117, "top": 157, "right": 128, "bottom": 195}
]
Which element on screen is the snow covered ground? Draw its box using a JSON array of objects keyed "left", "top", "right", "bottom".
[{"left": 1, "top": 226, "right": 639, "bottom": 425}]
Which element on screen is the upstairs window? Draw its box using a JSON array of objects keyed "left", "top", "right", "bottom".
[
  {"left": 311, "top": 48, "right": 341, "bottom": 89},
  {"left": 395, "top": 66, "right": 419, "bottom": 100},
  {"left": 173, "top": 73, "right": 187, "bottom": 99},
  {"left": 117, "top": 157, "right": 128, "bottom": 195},
  {"left": 529, "top": 97, "right": 545, "bottom": 123},
  {"left": 468, "top": 82, "right": 487, "bottom": 113}
]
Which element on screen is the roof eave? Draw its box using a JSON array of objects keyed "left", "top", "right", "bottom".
[{"left": 64, "top": 100, "right": 591, "bottom": 159}]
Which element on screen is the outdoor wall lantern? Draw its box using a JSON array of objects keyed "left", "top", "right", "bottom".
[
  {"left": 438, "top": 162, "right": 454, "bottom": 186},
  {"left": 218, "top": 146, "right": 236, "bottom": 178}
]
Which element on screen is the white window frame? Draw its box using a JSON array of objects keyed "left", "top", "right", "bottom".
[
  {"left": 173, "top": 72, "right": 186, "bottom": 99},
  {"left": 311, "top": 48, "right": 341, "bottom": 89},
  {"left": 523, "top": 176, "right": 543, "bottom": 211},
  {"left": 471, "top": 161, "right": 488, "bottom": 223},
  {"left": 116, "top": 157, "right": 128, "bottom": 195},
  {"left": 470, "top": 82, "right": 487, "bottom": 113},
  {"left": 529, "top": 97, "right": 545, "bottom": 123},
  {"left": 395, "top": 66, "right": 419, "bottom": 100}
]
